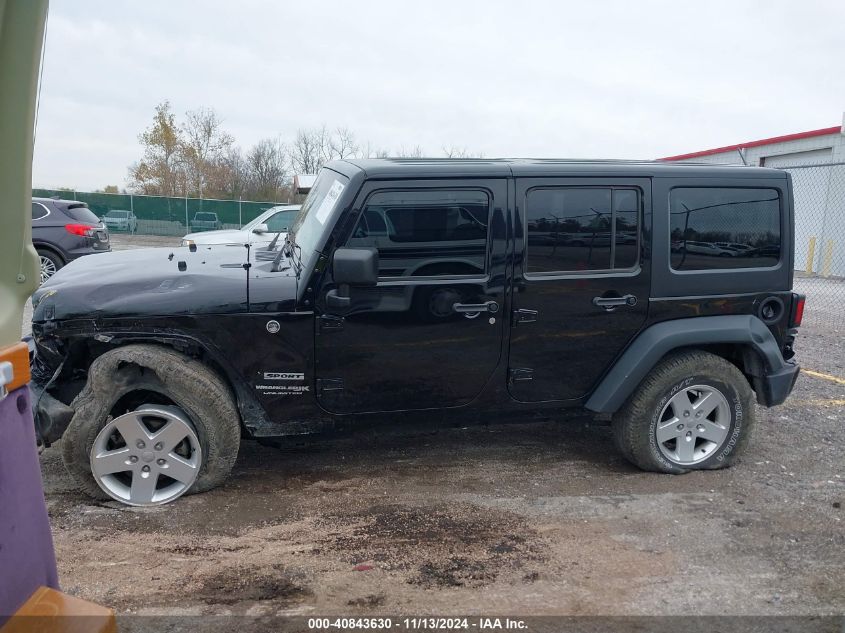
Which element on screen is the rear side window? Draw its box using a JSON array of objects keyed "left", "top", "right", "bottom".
[
  {"left": 347, "top": 189, "right": 490, "bottom": 277},
  {"left": 525, "top": 187, "right": 641, "bottom": 274},
  {"left": 31, "top": 202, "right": 49, "bottom": 220},
  {"left": 670, "top": 188, "right": 781, "bottom": 271},
  {"left": 64, "top": 204, "right": 101, "bottom": 225}
]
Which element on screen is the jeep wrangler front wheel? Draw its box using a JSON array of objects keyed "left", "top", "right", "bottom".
[
  {"left": 61, "top": 344, "right": 242, "bottom": 505},
  {"left": 612, "top": 350, "right": 755, "bottom": 474}
]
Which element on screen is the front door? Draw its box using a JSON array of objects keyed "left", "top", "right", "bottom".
[
  {"left": 508, "top": 177, "right": 651, "bottom": 402},
  {"left": 315, "top": 178, "right": 508, "bottom": 414}
]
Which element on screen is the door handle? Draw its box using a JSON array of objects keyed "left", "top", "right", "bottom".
[
  {"left": 452, "top": 300, "right": 499, "bottom": 314},
  {"left": 592, "top": 294, "right": 638, "bottom": 310}
]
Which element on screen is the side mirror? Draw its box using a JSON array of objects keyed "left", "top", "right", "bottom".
[
  {"left": 333, "top": 247, "right": 378, "bottom": 285},
  {"left": 326, "top": 247, "right": 379, "bottom": 310},
  {"left": 252, "top": 223, "right": 269, "bottom": 234}
]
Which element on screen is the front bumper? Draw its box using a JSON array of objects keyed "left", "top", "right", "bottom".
[
  {"left": 31, "top": 384, "right": 74, "bottom": 445},
  {"left": 758, "top": 361, "right": 800, "bottom": 407},
  {"left": 65, "top": 245, "right": 112, "bottom": 261},
  {"left": 25, "top": 337, "right": 74, "bottom": 445}
]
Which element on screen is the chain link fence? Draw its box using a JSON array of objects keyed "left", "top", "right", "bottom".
[
  {"left": 776, "top": 162, "right": 844, "bottom": 327},
  {"left": 32, "top": 189, "right": 289, "bottom": 237}
]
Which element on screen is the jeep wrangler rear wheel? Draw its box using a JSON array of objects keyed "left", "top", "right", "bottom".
[
  {"left": 61, "top": 344, "right": 241, "bottom": 505},
  {"left": 612, "top": 350, "right": 755, "bottom": 474}
]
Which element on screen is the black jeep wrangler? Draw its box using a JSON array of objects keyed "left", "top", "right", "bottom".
[{"left": 30, "top": 159, "right": 804, "bottom": 506}]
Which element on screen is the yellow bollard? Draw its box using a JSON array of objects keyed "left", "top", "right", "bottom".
[
  {"left": 805, "top": 237, "right": 816, "bottom": 274},
  {"left": 821, "top": 240, "right": 834, "bottom": 277}
]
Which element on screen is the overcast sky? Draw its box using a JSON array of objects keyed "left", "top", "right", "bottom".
[{"left": 33, "top": 0, "right": 845, "bottom": 190}]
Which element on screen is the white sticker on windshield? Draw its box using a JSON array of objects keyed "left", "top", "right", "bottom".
[{"left": 315, "top": 180, "right": 345, "bottom": 225}]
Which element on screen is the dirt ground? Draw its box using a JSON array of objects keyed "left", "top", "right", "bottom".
[{"left": 32, "top": 235, "right": 844, "bottom": 616}]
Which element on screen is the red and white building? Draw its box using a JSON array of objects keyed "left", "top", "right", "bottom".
[{"left": 659, "top": 117, "right": 845, "bottom": 277}]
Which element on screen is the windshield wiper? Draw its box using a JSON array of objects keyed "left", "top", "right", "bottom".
[
  {"left": 270, "top": 233, "right": 305, "bottom": 274},
  {"left": 266, "top": 231, "right": 283, "bottom": 251},
  {"left": 270, "top": 235, "right": 297, "bottom": 273},
  {"left": 270, "top": 243, "right": 288, "bottom": 272}
]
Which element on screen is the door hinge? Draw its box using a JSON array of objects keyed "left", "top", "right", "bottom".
[
  {"left": 508, "top": 368, "right": 534, "bottom": 383},
  {"left": 317, "top": 378, "right": 344, "bottom": 394},
  {"left": 317, "top": 314, "right": 344, "bottom": 333},
  {"left": 512, "top": 308, "right": 538, "bottom": 325}
]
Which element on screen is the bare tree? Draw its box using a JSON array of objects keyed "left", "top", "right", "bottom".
[
  {"left": 181, "top": 107, "right": 235, "bottom": 197},
  {"left": 290, "top": 128, "right": 325, "bottom": 175},
  {"left": 213, "top": 147, "right": 248, "bottom": 200},
  {"left": 245, "top": 137, "right": 289, "bottom": 201},
  {"left": 442, "top": 146, "right": 484, "bottom": 158},
  {"left": 362, "top": 142, "right": 390, "bottom": 159},
  {"left": 328, "top": 126, "right": 359, "bottom": 159},
  {"left": 394, "top": 144, "right": 425, "bottom": 158},
  {"left": 129, "top": 111, "right": 462, "bottom": 200}
]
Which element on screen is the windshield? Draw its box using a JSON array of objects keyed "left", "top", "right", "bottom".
[
  {"left": 106, "top": 210, "right": 128, "bottom": 218},
  {"left": 289, "top": 169, "right": 349, "bottom": 264},
  {"left": 195, "top": 212, "right": 216, "bottom": 220}
]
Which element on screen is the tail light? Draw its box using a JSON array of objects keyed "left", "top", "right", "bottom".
[
  {"left": 790, "top": 293, "right": 805, "bottom": 328},
  {"left": 64, "top": 223, "right": 95, "bottom": 237}
]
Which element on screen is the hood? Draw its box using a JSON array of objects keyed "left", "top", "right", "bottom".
[
  {"left": 32, "top": 245, "right": 252, "bottom": 322},
  {"left": 183, "top": 228, "right": 285, "bottom": 246},
  {"left": 182, "top": 228, "right": 245, "bottom": 244}
]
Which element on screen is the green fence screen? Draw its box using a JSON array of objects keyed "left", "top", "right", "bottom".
[{"left": 32, "top": 189, "right": 287, "bottom": 236}]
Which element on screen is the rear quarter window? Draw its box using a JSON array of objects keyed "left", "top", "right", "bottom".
[
  {"left": 669, "top": 187, "right": 781, "bottom": 271},
  {"left": 64, "top": 204, "right": 101, "bottom": 225},
  {"left": 31, "top": 202, "right": 50, "bottom": 220}
]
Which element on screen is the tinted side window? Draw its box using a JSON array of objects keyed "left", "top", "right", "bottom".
[
  {"left": 525, "top": 187, "right": 640, "bottom": 273},
  {"left": 614, "top": 189, "right": 640, "bottom": 269},
  {"left": 347, "top": 189, "right": 489, "bottom": 277},
  {"left": 32, "top": 202, "right": 49, "bottom": 220},
  {"left": 670, "top": 188, "right": 781, "bottom": 271}
]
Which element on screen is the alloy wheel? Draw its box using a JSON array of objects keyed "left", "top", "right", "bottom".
[
  {"left": 655, "top": 384, "right": 731, "bottom": 465},
  {"left": 39, "top": 255, "right": 57, "bottom": 283},
  {"left": 90, "top": 404, "right": 202, "bottom": 506}
]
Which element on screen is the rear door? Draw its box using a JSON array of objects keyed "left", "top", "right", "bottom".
[
  {"left": 314, "top": 178, "right": 508, "bottom": 414},
  {"left": 508, "top": 177, "right": 651, "bottom": 402}
]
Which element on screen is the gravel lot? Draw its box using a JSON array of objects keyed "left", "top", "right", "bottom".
[{"left": 31, "top": 235, "right": 845, "bottom": 616}]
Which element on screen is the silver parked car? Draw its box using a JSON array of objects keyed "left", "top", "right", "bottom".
[{"left": 101, "top": 209, "right": 137, "bottom": 233}]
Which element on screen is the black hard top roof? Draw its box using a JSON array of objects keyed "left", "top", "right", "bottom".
[{"left": 329, "top": 158, "right": 785, "bottom": 180}]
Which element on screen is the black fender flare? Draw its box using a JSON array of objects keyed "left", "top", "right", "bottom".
[
  {"left": 585, "top": 315, "right": 795, "bottom": 413},
  {"left": 61, "top": 331, "right": 271, "bottom": 438}
]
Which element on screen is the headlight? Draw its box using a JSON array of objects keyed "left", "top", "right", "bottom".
[{"left": 181, "top": 239, "right": 194, "bottom": 247}]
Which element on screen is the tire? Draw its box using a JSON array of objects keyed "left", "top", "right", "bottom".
[
  {"left": 61, "top": 344, "right": 241, "bottom": 502},
  {"left": 36, "top": 248, "right": 64, "bottom": 283},
  {"left": 612, "top": 350, "right": 755, "bottom": 474}
]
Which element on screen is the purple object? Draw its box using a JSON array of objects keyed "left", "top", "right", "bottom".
[{"left": 0, "top": 385, "right": 59, "bottom": 621}]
